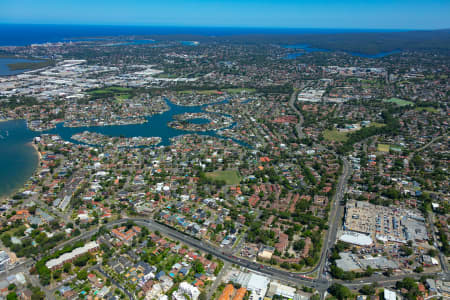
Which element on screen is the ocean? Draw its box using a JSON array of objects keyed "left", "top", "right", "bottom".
[{"left": 0, "top": 24, "right": 403, "bottom": 46}]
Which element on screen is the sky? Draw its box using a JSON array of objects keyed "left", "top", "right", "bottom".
[{"left": 1, "top": 0, "right": 449, "bottom": 30}]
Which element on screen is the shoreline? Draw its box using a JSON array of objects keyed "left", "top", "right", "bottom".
[
  {"left": 29, "top": 140, "right": 42, "bottom": 161},
  {"left": 0, "top": 141, "right": 41, "bottom": 202}
]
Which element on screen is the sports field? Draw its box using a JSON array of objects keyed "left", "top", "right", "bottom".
[
  {"left": 377, "top": 144, "right": 390, "bottom": 152},
  {"left": 323, "top": 129, "right": 348, "bottom": 142},
  {"left": 205, "top": 170, "right": 241, "bottom": 185},
  {"left": 383, "top": 98, "right": 413, "bottom": 106}
]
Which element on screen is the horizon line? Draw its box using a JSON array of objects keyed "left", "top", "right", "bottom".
[{"left": 1, "top": 23, "right": 449, "bottom": 32}]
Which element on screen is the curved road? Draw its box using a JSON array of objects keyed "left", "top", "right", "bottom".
[
  {"left": 288, "top": 89, "right": 305, "bottom": 140},
  {"left": 3, "top": 214, "right": 448, "bottom": 297}
]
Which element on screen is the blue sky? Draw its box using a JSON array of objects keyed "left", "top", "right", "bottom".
[{"left": 1, "top": 0, "right": 449, "bottom": 29}]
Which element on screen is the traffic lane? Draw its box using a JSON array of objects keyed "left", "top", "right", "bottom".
[{"left": 131, "top": 220, "right": 326, "bottom": 288}]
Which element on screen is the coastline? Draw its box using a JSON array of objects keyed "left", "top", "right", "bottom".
[
  {"left": 29, "top": 140, "right": 42, "bottom": 161},
  {"left": 0, "top": 141, "right": 41, "bottom": 202}
]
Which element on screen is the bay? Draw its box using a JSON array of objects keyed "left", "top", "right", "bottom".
[
  {"left": 282, "top": 44, "right": 400, "bottom": 59},
  {"left": 0, "top": 99, "right": 243, "bottom": 198},
  {"left": 0, "top": 120, "right": 38, "bottom": 198},
  {"left": 0, "top": 58, "right": 43, "bottom": 76}
]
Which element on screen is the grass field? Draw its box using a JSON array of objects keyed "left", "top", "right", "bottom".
[
  {"left": 178, "top": 90, "right": 221, "bottom": 95},
  {"left": 88, "top": 87, "right": 133, "bottom": 101},
  {"left": 178, "top": 88, "right": 255, "bottom": 95},
  {"left": 323, "top": 122, "right": 385, "bottom": 142},
  {"left": 390, "top": 146, "right": 402, "bottom": 152},
  {"left": 88, "top": 87, "right": 132, "bottom": 95},
  {"left": 323, "top": 129, "right": 349, "bottom": 142},
  {"left": 415, "top": 107, "right": 438, "bottom": 113},
  {"left": 154, "top": 73, "right": 178, "bottom": 79},
  {"left": 205, "top": 170, "right": 241, "bottom": 185},
  {"left": 377, "top": 144, "right": 390, "bottom": 152},
  {"left": 369, "top": 122, "right": 386, "bottom": 128},
  {"left": 383, "top": 97, "right": 414, "bottom": 107},
  {"left": 224, "top": 88, "right": 256, "bottom": 94},
  {"left": 115, "top": 94, "right": 130, "bottom": 101}
]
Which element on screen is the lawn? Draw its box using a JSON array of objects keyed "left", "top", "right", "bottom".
[
  {"left": 153, "top": 73, "right": 179, "bottom": 79},
  {"left": 324, "top": 122, "right": 385, "bottom": 143},
  {"left": 178, "top": 90, "right": 222, "bottom": 95},
  {"left": 205, "top": 170, "right": 241, "bottom": 185},
  {"left": 377, "top": 144, "right": 390, "bottom": 152},
  {"left": 224, "top": 88, "right": 256, "bottom": 94},
  {"left": 323, "top": 129, "right": 348, "bottom": 142},
  {"left": 178, "top": 88, "right": 255, "bottom": 95},
  {"left": 415, "top": 107, "right": 438, "bottom": 113},
  {"left": 88, "top": 87, "right": 132, "bottom": 95},
  {"left": 383, "top": 97, "right": 414, "bottom": 107},
  {"left": 88, "top": 87, "right": 133, "bottom": 101},
  {"left": 369, "top": 122, "right": 386, "bottom": 128},
  {"left": 115, "top": 94, "right": 130, "bottom": 101}
]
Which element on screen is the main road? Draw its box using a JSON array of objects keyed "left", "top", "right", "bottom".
[
  {"left": 288, "top": 88, "right": 351, "bottom": 278},
  {"left": 3, "top": 214, "right": 447, "bottom": 297},
  {"left": 317, "top": 158, "right": 351, "bottom": 278},
  {"left": 288, "top": 88, "right": 305, "bottom": 140}
]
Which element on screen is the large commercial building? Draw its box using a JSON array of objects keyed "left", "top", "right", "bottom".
[
  {"left": 343, "top": 200, "right": 428, "bottom": 244},
  {"left": 45, "top": 241, "right": 99, "bottom": 271}
]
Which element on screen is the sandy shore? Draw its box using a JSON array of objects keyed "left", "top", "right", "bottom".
[{"left": 29, "top": 141, "right": 42, "bottom": 161}]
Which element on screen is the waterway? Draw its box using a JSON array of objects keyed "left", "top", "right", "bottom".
[
  {"left": 0, "top": 120, "right": 39, "bottom": 198},
  {"left": 181, "top": 41, "right": 199, "bottom": 46},
  {"left": 45, "top": 99, "right": 241, "bottom": 146},
  {"left": 0, "top": 58, "right": 43, "bottom": 76},
  {"left": 0, "top": 98, "right": 243, "bottom": 198}
]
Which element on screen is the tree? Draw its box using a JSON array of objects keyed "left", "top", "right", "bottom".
[
  {"left": 360, "top": 284, "right": 376, "bottom": 295},
  {"left": 30, "top": 286, "right": 45, "bottom": 300},
  {"left": 6, "top": 292, "right": 18, "bottom": 300},
  {"left": 63, "top": 263, "right": 71, "bottom": 273},
  {"left": 77, "top": 269, "right": 88, "bottom": 281},
  {"left": 329, "top": 283, "right": 352, "bottom": 300},
  {"left": 396, "top": 277, "right": 420, "bottom": 300},
  {"left": 54, "top": 269, "right": 63, "bottom": 280},
  {"left": 384, "top": 268, "right": 394, "bottom": 277},
  {"left": 400, "top": 245, "right": 413, "bottom": 256},
  {"left": 310, "top": 294, "right": 320, "bottom": 300},
  {"left": 293, "top": 239, "right": 306, "bottom": 251},
  {"left": 73, "top": 253, "right": 91, "bottom": 267},
  {"left": 192, "top": 259, "right": 205, "bottom": 274}
]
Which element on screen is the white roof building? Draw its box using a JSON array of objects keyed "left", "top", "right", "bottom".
[
  {"left": 176, "top": 282, "right": 200, "bottom": 300},
  {"left": 247, "top": 273, "right": 270, "bottom": 299},
  {"left": 268, "top": 282, "right": 296, "bottom": 299},
  {"left": 45, "top": 241, "right": 98, "bottom": 269},
  {"left": 339, "top": 231, "right": 373, "bottom": 246},
  {"left": 384, "top": 289, "right": 397, "bottom": 300}
]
